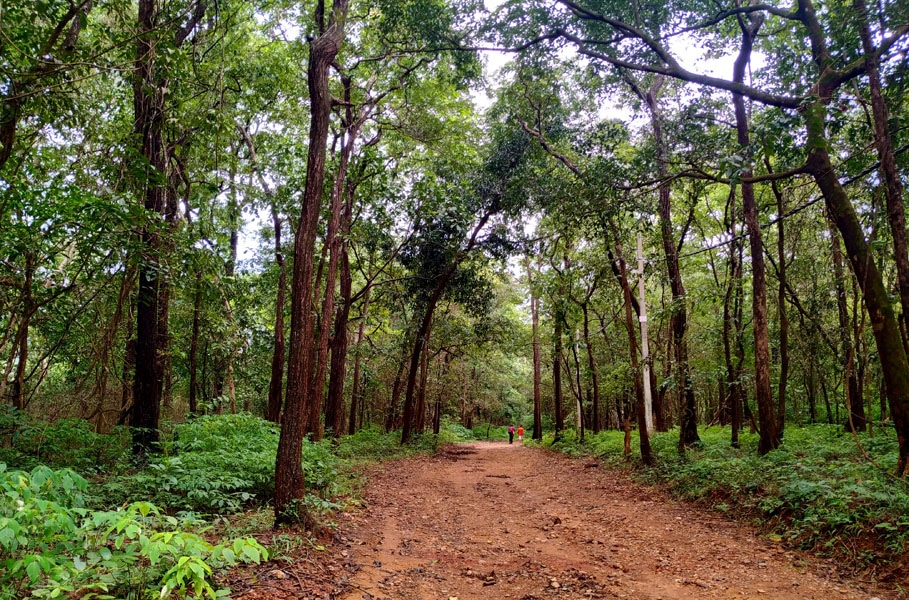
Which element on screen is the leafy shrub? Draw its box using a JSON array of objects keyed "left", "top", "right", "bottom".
[
  {"left": 333, "top": 425, "right": 406, "bottom": 460},
  {"left": 101, "top": 413, "right": 338, "bottom": 514},
  {"left": 332, "top": 421, "right": 478, "bottom": 463},
  {"left": 0, "top": 464, "right": 267, "bottom": 599},
  {"left": 0, "top": 407, "right": 128, "bottom": 474},
  {"left": 438, "top": 418, "right": 474, "bottom": 443},
  {"left": 469, "top": 423, "right": 510, "bottom": 440}
]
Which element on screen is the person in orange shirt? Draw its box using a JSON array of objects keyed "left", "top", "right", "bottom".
[{"left": 517, "top": 425, "right": 524, "bottom": 442}]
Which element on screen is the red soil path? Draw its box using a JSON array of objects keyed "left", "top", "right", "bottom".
[{"left": 236, "top": 442, "right": 898, "bottom": 599}]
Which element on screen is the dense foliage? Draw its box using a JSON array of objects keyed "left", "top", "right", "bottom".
[{"left": 0, "top": 464, "right": 267, "bottom": 599}]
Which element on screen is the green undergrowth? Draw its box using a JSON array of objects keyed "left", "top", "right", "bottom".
[
  {"left": 100, "top": 414, "right": 307, "bottom": 513},
  {"left": 0, "top": 412, "right": 471, "bottom": 598},
  {"left": 1, "top": 410, "right": 478, "bottom": 518},
  {"left": 333, "top": 419, "right": 474, "bottom": 462},
  {"left": 0, "top": 464, "right": 267, "bottom": 599},
  {"left": 543, "top": 424, "right": 909, "bottom": 572},
  {"left": 470, "top": 423, "right": 511, "bottom": 440},
  {"left": 0, "top": 406, "right": 130, "bottom": 475}
]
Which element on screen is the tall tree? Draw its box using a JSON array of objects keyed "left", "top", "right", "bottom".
[
  {"left": 131, "top": 0, "right": 206, "bottom": 453},
  {"left": 275, "top": 0, "right": 350, "bottom": 523},
  {"left": 730, "top": 6, "right": 779, "bottom": 453}
]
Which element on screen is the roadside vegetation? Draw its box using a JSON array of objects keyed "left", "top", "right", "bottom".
[
  {"left": 0, "top": 410, "right": 473, "bottom": 599},
  {"left": 543, "top": 424, "right": 909, "bottom": 582},
  {"left": 5, "top": 405, "right": 909, "bottom": 596}
]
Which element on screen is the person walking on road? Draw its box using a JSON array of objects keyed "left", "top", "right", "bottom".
[
  {"left": 508, "top": 424, "right": 515, "bottom": 444},
  {"left": 517, "top": 425, "right": 524, "bottom": 442}
]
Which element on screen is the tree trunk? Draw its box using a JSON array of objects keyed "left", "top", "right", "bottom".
[
  {"left": 582, "top": 304, "right": 600, "bottom": 433},
  {"left": 275, "top": 0, "right": 350, "bottom": 523},
  {"left": 611, "top": 230, "right": 653, "bottom": 465},
  {"left": 792, "top": 0, "right": 909, "bottom": 474},
  {"left": 217, "top": 157, "right": 240, "bottom": 410},
  {"left": 530, "top": 260, "right": 543, "bottom": 440},
  {"left": 854, "top": 0, "right": 909, "bottom": 349},
  {"left": 131, "top": 0, "right": 204, "bottom": 453},
  {"left": 553, "top": 309, "right": 565, "bottom": 437},
  {"left": 322, "top": 92, "right": 364, "bottom": 437},
  {"left": 570, "top": 328, "right": 585, "bottom": 440},
  {"left": 266, "top": 209, "right": 287, "bottom": 423},
  {"left": 325, "top": 231, "right": 352, "bottom": 437},
  {"left": 608, "top": 254, "right": 659, "bottom": 430},
  {"left": 401, "top": 210, "right": 495, "bottom": 444},
  {"left": 723, "top": 188, "right": 745, "bottom": 447},
  {"left": 415, "top": 336, "right": 431, "bottom": 434},
  {"left": 131, "top": 0, "right": 169, "bottom": 454},
  {"left": 306, "top": 185, "right": 342, "bottom": 438},
  {"left": 188, "top": 270, "right": 202, "bottom": 415},
  {"left": 805, "top": 103, "right": 909, "bottom": 471},
  {"left": 348, "top": 287, "right": 370, "bottom": 435},
  {"left": 767, "top": 159, "right": 790, "bottom": 436},
  {"left": 387, "top": 351, "right": 408, "bottom": 432},
  {"left": 647, "top": 79, "right": 696, "bottom": 446},
  {"left": 402, "top": 300, "right": 438, "bottom": 444},
  {"left": 11, "top": 251, "right": 33, "bottom": 410},
  {"left": 732, "top": 11, "right": 779, "bottom": 454},
  {"left": 829, "top": 216, "right": 864, "bottom": 431},
  {"left": 237, "top": 124, "right": 286, "bottom": 423}
]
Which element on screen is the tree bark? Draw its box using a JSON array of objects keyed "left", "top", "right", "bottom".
[
  {"left": 387, "top": 348, "right": 408, "bottom": 432},
  {"left": 553, "top": 308, "right": 565, "bottom": 437},
  {"left": 766, "top": 158, "right": 790, "bottom": 436},
  {"left": 130, "top": 0, "right": 205, "bottom": 453},
  {"left": 325, "top": 213, "right": 352, "bottom": 437},
  {"left": 529, "top": 258, "right": 543, "bottom": 440},
  {"left": 415, "top": 333, "right": 431, "bottom": 434},
  {"left": 132, "top": 0, "right": 170, "bottom": 454},
  {"left": 732, "top": 9, "right": 779, "bottom": 454},
  {"left": 11, "top": 251, "right": 33, "bottom": 410},
  {"left": 569, "top": 328, "right": 585, "bottom": 440},
  {"left": 266, "top": 209, "right": 287, "bottom": 423},
  {"left": 582, "top": 303, "right": 600, "bottom": 433},
  {"left": 722, "top": 188, "right": 746, "bottom": 447},
  {"left": 313, "top": 80, "right": 364, "bottom": 438},
  {"left": 348, "top": 287, "right": 371, "bottom": 435},
  {"left": 854, "top": 0, "right": 909, "bottom": 349},
  {"left": 647, "top": 78, "right": 695, "bottom": 445},
  {"left": 610, "top": 229, "right": 653, "bottom": 465},
  {"left": 188, "top": 270, "right": 202, "bottom": 415},
  {"left": 275, "top": 0, "right": 350, "bottom": 523},
  {"left": 806, "top": 113, "right": 909, "bottom": 462},
  {"left": 796, "top": 0, "right": 909, "bottom": 473},
  {"left": 608, "top": 253, "right": 660, "bottom": 429},
  {"left": 829, "top": 216, "right": 864, "bottom": 431},
  {"left": 237, "top": 125, "right": 286, "bottom": 423}
]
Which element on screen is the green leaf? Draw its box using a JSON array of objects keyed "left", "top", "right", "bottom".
[
  {"left": 240, "top": 545, "right": 260, "bottom": 563},
  {"left": 26, "top": 557, "right": 41, "bottom": 582}
]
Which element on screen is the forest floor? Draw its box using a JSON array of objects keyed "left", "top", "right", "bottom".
[{"left": 233, "top": 442, "right": 899, "bottom": 600}]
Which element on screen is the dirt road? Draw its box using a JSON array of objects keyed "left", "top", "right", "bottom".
[{"left": 335, "top": 442, "right": 892, "bottom": 600}]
